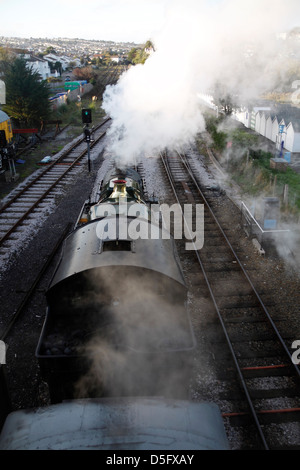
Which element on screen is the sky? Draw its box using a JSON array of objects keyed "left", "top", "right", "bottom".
[
  {"left": 0, "top": 0, "right": 166, "bottom": 43},
  {"left": 1, "top": 0, "right": 298, "bottom": 44},
  {"left": 101, "top": 0, "right": 300, "bottom": 165},
  {"left": 0, "top": 0, "right": 225, "bottom": 44}
]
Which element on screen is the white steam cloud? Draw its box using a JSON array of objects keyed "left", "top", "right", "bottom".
[{"left": 103, "top": 0, "right": 300, "bottom": 164}]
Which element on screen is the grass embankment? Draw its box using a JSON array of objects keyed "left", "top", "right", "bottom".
[
  {"left": 229, "top": 150, "right": 300, "bottom": 213},
  {"left": 202, "top": 115, "right": 300, "bottom": 219},
  {"left": 51, "top": 97, "right": 106, "bottom": 132}
]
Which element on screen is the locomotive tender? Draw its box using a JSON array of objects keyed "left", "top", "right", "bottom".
[{"left": 36, "top": 166, "right": 196, "bottom": 402}]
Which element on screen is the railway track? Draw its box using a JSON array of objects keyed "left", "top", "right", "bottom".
[
  {"left": 14, "top": 124, "right": 70, "bottom": 158},
  {"left": 1, "top": 141, "right": 298, "bottom": 449},
  {"left": 0, "top": 117, "right": 111, "bottom": 253},
  {"left": 0, "top": 224, "right": 71, "bottom": 342},
  {"left": 159, "top": 148, "right": 300, "bottom": 450},
  {"left": 91, "top": 65, "right": 127, "bottom": 99}
]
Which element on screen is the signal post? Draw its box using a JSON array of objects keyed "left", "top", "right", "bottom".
[{"left": 82, "top": 108, "right": 93, "bottom": 172}]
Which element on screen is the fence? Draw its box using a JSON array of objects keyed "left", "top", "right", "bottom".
[{"left": 240, "top": 201, "right": 290, "bottom": 245}]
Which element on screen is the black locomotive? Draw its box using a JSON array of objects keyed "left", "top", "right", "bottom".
[
  {"left": 0, "top": 166, "right": 229, "bottom": 450},
  {"left": 36, "top": 167, "right": 196, "bottom": 402}
]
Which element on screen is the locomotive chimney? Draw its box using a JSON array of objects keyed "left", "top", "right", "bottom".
[{"left": 111, "top": 180, "right": 127, "bottom": 200}]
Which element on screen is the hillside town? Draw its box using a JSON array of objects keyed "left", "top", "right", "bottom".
[
  {"left": 0, "top": 35, "right": 139, "bottom": 58},
  {"left": 1, "top": 32, "right": 300, "bottom": 158},
  {"left": 0, "top": 35, "right": 140, "bottom": 79}
]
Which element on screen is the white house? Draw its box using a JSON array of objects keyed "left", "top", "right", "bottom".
[
  {"left": 232, "top": 102, "right": 300, "bottom": 154},
  {"left": 59, "top": 56, "right": 72, "bottom": 69},
  {"left": 69, "top": 58, "right": 81, "bottom": 68},
  {"left": 44, "top": 54, "right": 72, "bottom": 71},
  {"left": 254, "top": 111, "right": 263, "bottom": 134},
  {"left": 285, "top": 120, "right": 300, "bottom": 152},
  {"left": 232, "top": 107, "right": 250, "bottom": 127},
  {"left": 265, "top": 114, "right": 274, "bottom": 141},
  {"left": 260, "top": 112, "right": 269, "bottom": 138},
  {"left": 246, "top": 106, "right": 270, "bottom": 130},
  {"left": 26, "top": 56, "right": 51, "bottom": 80},
  {"left": 44, "top": 53, "right": 61, "bottom": 64},
  {"left": 271, "top": 116, "right": 280, "bottom": 144}
]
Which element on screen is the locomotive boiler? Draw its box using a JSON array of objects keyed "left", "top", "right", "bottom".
[{"left": 36, "top": 167, "right": 196, "bottom": 402}]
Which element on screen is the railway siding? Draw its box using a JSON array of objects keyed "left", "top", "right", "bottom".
[{"left": 0, "top": 118, "right": 110, "bottom": 264}]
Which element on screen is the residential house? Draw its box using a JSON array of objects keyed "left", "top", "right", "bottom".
[
  {"left": 234, "top": 107, "right": 251, "bottom": 127},
  {"left": 25, "top": 55, "right": 51, "bottom": 80},
  {"left": 265, "top": 113, "right": 275, "bottom": 141},
  {"left": 251, "top": 106, "right": 271, "bottom": 130},
  {"left": 254, "top": 111, "right": 263, "bottom": 134},
  {"left": 44, "top": 53, "right": 73, "bottom": 72},
  {"left": 285, "top": 120, "right": 300, "bottom": 152},
  {"left": 233, "top": 105, "right": 271, "bottom": 130},
  {"left": 271, "top": 116, "right": 280, "bottom": 144},
  {"left": 260, "top": 112, "right": 269, "bottom": 138}
]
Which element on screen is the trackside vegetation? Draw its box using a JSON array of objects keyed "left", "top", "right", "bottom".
[
  {"left": 203, "top": 114, "right": 300, "bottom": 217},
  {"left": 2, "top": 57, "right": 51, "bottom": 127}
]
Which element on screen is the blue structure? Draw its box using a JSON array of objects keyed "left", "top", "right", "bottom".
[{"left": 0, "top": 398, "right": 229, "bottom": 450}]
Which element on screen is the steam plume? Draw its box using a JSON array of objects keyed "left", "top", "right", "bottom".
[
  {"left": 74, "top": 268, "right": 193, "bottom": 398},
  {"left": 102, "top": 0, "right": 300, "bottom": 164}
]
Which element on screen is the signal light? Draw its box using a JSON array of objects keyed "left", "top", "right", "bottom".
[
  {"left": 84, "top": 127, "right": 91, "bottom": 142},
  {"left": 82, "top": 108, "right": 92, "bottom": 124}
]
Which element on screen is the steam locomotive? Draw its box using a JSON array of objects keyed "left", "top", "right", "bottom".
[
  {"left": 36, "top": 166, "right": 196, "bottom": 402},
  {"left": 0, "top": 165, "right": 229, "bottom": 450}
]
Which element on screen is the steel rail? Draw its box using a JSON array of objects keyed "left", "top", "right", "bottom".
[
  {"left": 0, "top": 118, "right": 110, "bottom": 213},
  {"left": 0, "top": 223, "right": 71, "bottom": 341},
  {"left": 176, "top": 151, "right": 300, "bottom": 447},
  {"left": 161, "top": 153, "right": 276, "bottom": 450},
  {"left": 0, "top": 126, "right": 108, "bottom": 246},
  {"left": 179, "top": 150, "right": 300, "bottom": 380}
]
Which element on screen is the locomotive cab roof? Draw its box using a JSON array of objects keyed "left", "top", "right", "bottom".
[{"left": 0, "top": 110, "right": 10, "bottom": 124}]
